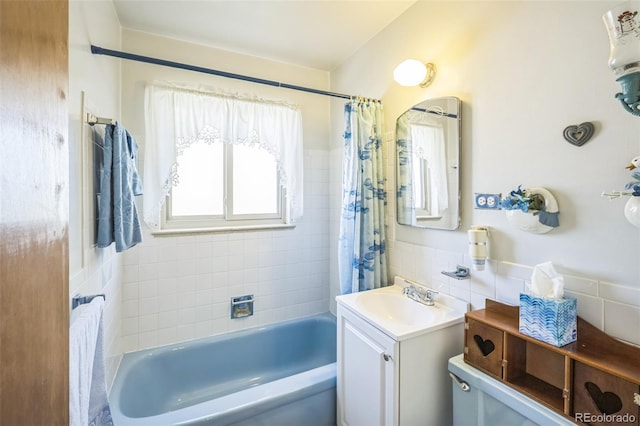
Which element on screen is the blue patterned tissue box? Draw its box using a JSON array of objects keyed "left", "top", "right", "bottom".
[{"left": 519, "top": 293, "right": 577, "bottom": 347}]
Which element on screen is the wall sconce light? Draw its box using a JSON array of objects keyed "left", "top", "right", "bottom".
[
  {"left": 393, "top": 59, "right": 437, "bottom": 88},
  {"left": 603, "top": 3, "right": 640, "bottom": 116}
]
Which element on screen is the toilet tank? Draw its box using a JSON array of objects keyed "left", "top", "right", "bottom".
[{"left": 448, "top": 354, "right": 574, "bottom": 426}]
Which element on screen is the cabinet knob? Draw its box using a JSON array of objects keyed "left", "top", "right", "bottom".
[{"left": 383, "top": 353, "right": 392, "bottom": 362}]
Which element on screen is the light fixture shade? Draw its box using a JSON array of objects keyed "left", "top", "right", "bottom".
[
  {"left": 603, "top": 3, "right": 640, "bottom": 78},
  {"left": 603, "top": 3, "right": 640, "bottom": 116},
  {"left": 393, "top": 59, "right": 428, "bottom": 86}
]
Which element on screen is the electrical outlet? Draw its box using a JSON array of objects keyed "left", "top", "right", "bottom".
[{"left": 474, "top": 193, "right": 501, "bottom": 209}]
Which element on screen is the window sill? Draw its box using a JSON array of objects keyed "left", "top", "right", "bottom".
[{"left": 150, "top": 223, "right": 296, "bottom": 237}]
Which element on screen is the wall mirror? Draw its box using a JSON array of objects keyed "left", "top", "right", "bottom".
[{"left": 396, "top": 96, "right": 461, "bottom": 229}]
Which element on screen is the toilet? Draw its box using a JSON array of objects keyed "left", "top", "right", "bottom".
[{"left": 448, "top": 355, "right": 574, "bottom": 426}]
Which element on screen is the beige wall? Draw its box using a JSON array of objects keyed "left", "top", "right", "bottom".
[
  {"left": 116, "top": 29, "right": 332, "bottom": 351},
  {"left": 120, "top": 29, "right": 330, "bottom": 149},
  {"left": 329, "top": 1, "right": 640, "bottom": 343},
  {"left": 67, "top": 1, "right": 640, "bottom": 361},
  {"left": 68, "top": 0, "right": 123, "bottom": 387}
]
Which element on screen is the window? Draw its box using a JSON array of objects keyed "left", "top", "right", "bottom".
[
  {"left": 164, "top": 141, "right": 284, "bottom": 229},
  {"left": 143, "top": 83, "right": 303, "bottom": 232}
]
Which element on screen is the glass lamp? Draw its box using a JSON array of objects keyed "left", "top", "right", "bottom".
[
  {"left": 603, "top": 2, "right": 640, "bottom": 116},
  {"left": 393, "top": 60, "right": 436, "bottom": 88}
]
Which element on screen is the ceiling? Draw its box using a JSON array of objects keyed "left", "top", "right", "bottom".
[{"left": 112, "top": 0, "right": 416, "bottom": 71}]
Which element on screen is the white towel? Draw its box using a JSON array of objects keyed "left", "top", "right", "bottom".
[{"left": 69, "top": 298, "right": 113, "bottom": 426}]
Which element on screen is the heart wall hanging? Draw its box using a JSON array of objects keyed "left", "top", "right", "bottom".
[{"left": 563, "top": 122, "right": 595, "bottom": 147}]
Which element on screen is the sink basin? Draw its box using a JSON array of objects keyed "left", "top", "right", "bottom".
[
  {"left": 354, "top": 292, "right": 440, "bottom": 326},
  {"left": 336, "top": 279, "right": 469, "bottom": 340}
]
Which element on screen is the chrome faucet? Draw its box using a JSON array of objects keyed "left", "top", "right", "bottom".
[{"left": 402, "top": 281, "right": 439, "bottom": 306}]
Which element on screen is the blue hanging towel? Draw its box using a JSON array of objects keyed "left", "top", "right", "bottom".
[{"left": 97, "top": 122, "right": 143, "bottom": 252}]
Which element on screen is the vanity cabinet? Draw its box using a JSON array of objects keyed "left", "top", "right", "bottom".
[
  {"left": 337, "top": 306, "right": 397, "bottom": 426},
  {"left": 337, "top": 303, "right": 464, "bottom": 426},
  {"left": 465, "top": 300, "right": 640, "bottom": 425}
]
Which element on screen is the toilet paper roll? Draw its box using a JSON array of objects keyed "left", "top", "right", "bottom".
[{"left": 468, "top": 229, "right": 487, "bottom": 244}]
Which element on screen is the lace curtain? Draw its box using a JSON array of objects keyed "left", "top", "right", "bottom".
[
  {"left": 395, "top": 113, "right": 415, "bottom": 225},
  {"left": 396, "top": 114, "right": 448, "bottom": 224},
  {"left": 409, "top": 122, "right": 448, "bottom": 213},
  {"left": 143, "top": 82, "right": 303, "bottom": 229}
]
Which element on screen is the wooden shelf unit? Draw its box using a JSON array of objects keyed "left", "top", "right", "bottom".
[{"left": 464, "top": 300, "right": 640, "bottom": 425}]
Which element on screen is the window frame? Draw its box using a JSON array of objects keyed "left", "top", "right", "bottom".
[{"left": 160, "top": 143, "right": 288, "bottom": 232}]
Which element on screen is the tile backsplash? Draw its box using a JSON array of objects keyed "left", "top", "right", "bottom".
[
  {"left": 69, "top": 247, "right": 123, "bottom": 390},
  {"left": 389, "top": 240, "right": 640, "bottom": 347},
  {"left": 120, "top": 149, "right": 331, "bottom": 352}
]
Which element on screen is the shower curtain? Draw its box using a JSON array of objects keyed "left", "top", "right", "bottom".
[{"left": 338, "top": 99, "right": 388, "bottom": 295}]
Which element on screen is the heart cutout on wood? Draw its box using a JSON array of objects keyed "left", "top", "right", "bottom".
[
  {"left": 473, "top": 334, "right": 495, "bottom": 357},
  {"left": 585, "top": 382, "right": 623, "bottom": 415},
  {"left": 563, "top": 122, "right": 595, "bottom": 147}
]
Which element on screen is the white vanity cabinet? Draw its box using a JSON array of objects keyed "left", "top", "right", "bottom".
[
  {"left": 336, "top": 280, "right": 468, "bottom": 426},
  {"left": 337, "top": 305, "right": 398, "bottom": 426}
]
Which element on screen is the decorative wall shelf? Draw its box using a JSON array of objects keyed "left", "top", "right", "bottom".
[
  {"left": 505, "top": 209, "right": 554, "bottom": 234},
  {"left": 503, "top": 187, "right": 559, "bottom": 234},
  {"left": 464, "top": 300, "right": 640, "bottom": 425}
]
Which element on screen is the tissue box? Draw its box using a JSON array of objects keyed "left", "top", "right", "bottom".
[{"left": 519, "top": 293, "right": 577, "bottom": 347}]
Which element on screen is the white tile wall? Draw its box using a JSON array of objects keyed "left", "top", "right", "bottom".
[
  {"left": 389, "top": 240, "right": 640, "bottom": 347},
  {"left": 69, "top": 246, "right": 123, "bottom": 390},
  {"left": 120, "top": 149, "right": 331, "bottom": 351}
]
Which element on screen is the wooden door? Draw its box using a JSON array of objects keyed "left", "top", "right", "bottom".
[{"left": 0, "top": 1, "right": 69, "bottom": 424}]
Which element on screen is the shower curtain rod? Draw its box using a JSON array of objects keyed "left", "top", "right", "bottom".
[{"left": 91, "top": 45, "right": 377, "bottom": 101}]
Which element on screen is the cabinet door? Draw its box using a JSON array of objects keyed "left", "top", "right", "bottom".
[
  {"left": 465, "top": 318, "right": 504, "bottom": 378},
  {"left": 337, "top": 307, "right": 397, "bottom": 426},
  {"left": 573, "top": 361, "right": 640, "bottom": 426}
]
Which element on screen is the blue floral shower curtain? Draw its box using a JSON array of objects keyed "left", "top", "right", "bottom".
[{"left": 338, "top": 99, "right": 388, "bottom": 295}]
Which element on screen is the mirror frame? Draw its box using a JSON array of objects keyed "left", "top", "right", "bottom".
[{"left": 395, "top": 96, "right": 461, "bottom": 230}]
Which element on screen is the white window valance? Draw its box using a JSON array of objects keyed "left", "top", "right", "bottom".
[{"left": 143, "top": 82, "right": 304, "bottom": 229}]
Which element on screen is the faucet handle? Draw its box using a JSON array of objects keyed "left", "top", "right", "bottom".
[{"left": 426, "top": 289, "right": 439, "bottom": 296}]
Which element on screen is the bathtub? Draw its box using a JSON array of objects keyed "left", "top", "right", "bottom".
[{"left": 110, "top": 313, "right": 337, "bottom": 426}]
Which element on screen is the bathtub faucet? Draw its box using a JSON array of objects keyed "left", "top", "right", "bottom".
[{"left": 402, "top": 281, "right": 438, "bottom": 306}]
